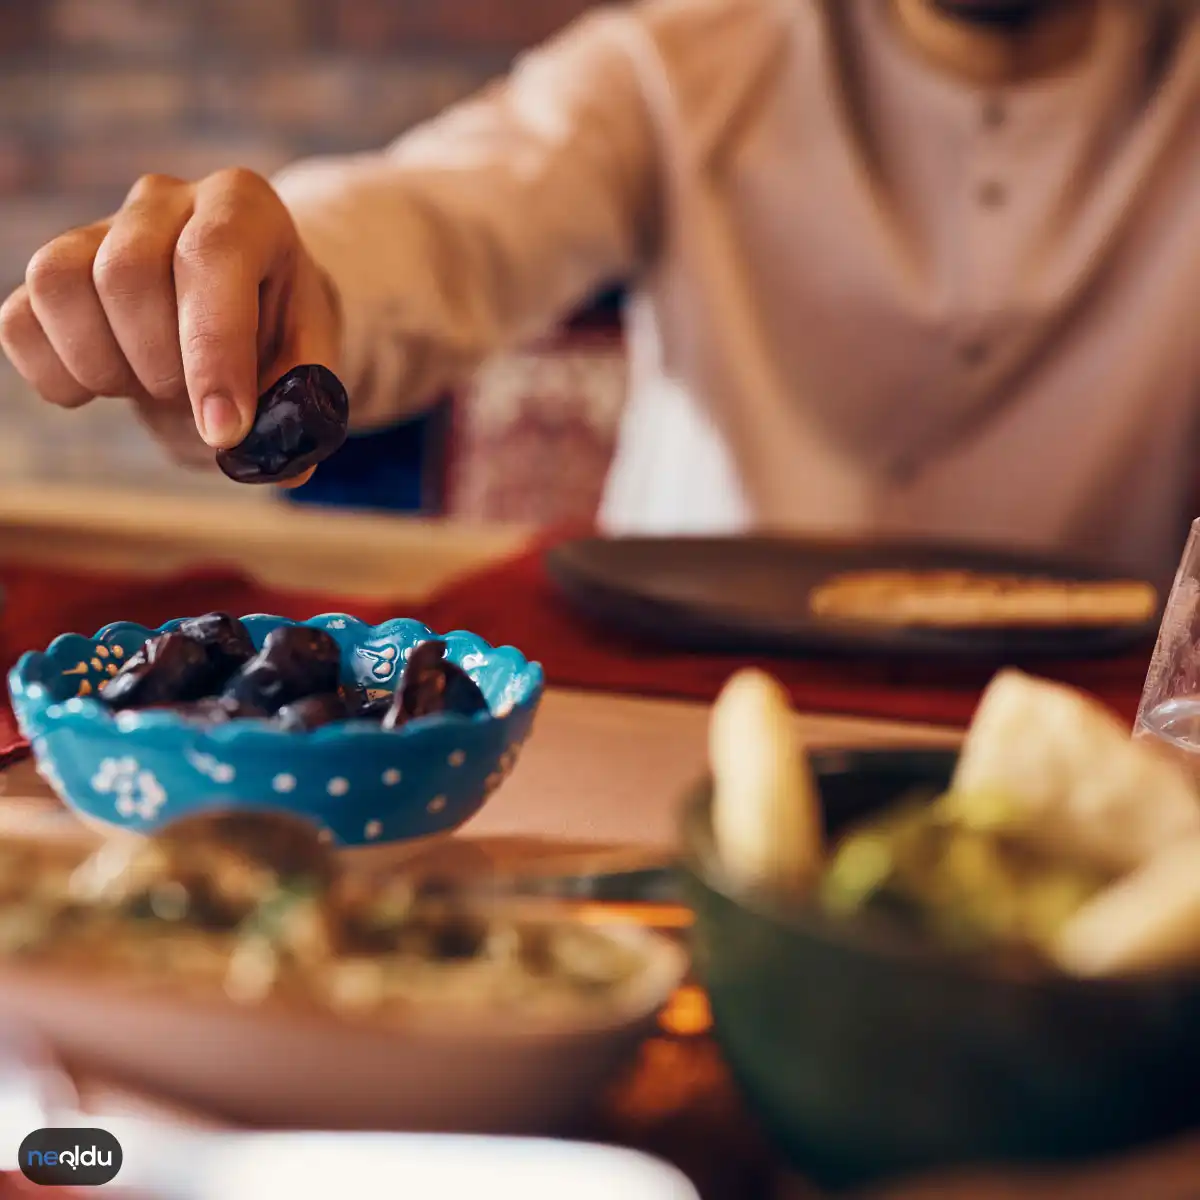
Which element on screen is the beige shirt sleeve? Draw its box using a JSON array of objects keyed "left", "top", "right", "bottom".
[{"left": 271, "top": 9, "right": 660, "bottom": 431}]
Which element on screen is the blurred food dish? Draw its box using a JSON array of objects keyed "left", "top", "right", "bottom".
[
  {"left": 546, "top": 535, "right": 1159, "bottom": 657},
  {"left": 681, "top": 669, "right": 1200, "bottom": 1189},
  {"left": 0, "top": 812, "right": 685, "bottom": 1132}
]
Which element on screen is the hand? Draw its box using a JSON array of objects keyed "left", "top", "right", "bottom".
[{"left": 0, "top": 169, "right": 341, "bottom": 472}]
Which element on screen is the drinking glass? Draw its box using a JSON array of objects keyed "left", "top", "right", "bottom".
[{"left": 1135, "top": 519, "right": 1200, "bottom": 775}]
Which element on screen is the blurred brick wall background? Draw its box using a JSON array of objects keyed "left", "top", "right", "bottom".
[{"left": 0, "top": 0, "right": 621, "bottom": 510}]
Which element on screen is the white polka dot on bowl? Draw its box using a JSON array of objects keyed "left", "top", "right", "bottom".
[
  {"left": 382, "top": 768, "right": 402, "bottom": 786},
  {"left": 428, "top": 795, "right": 447, "bottom": 814},
  {"left": 364, "top": 820, "right": 382, "bottom": 840},
  {"left": 65, "top": 698, "right": 84, "bottom": 714},
  {"left": 328, "top": 777, "right": 350, "bottom": 797},
  {"left": 448, "top": 750, "right": 466, "bottom": 768},
  {"left": 272, "top": 773, "right": 297, "bottom": 794}
]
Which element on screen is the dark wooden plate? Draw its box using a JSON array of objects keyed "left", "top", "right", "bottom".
[{"left": 544, "top": 535, "right": 1160, "bottom": 659}]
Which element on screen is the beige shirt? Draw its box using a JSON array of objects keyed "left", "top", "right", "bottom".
[{"left": 273, "top": 0, "right": 1200, "bottom": 580}]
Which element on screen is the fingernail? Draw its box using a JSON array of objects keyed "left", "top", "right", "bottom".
[{"left": 199, "top": 393, "right": 244, "bottom": 448}]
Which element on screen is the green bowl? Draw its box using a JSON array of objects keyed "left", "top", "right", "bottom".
[{"left": 679, "top": 747, "right": 1200, "bottom": 1191}]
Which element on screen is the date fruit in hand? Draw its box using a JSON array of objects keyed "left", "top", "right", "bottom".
[
  {"left": 216, "top": 365, "right": 349, "bottom": 485},
  {"left": 176, "top": 612, "right": 255, "bottom": 682},
  {"left": 223, "top": 625, "right": 341, "bottom": 714},
  {"left": 382, "top": 639, "right": 488, "bottom": 730},
  {"left": 100, "top": 632, "right": 217, "bottom": 710},
  {"left": 275, "top": 693, "right": 350, "bottom": 732}
]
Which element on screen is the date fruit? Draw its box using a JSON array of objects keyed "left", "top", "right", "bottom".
[
  {"left": 176, "top": 612, "right": 255, "bottom": 683},
  {"left": 262, "top": 625, "right": 341, "bottom": 683},
  {"left": 223, "top": 625, "right": 341, "bottom": 714},
  {"left": 352, "top": 694, "right": 392, "bottom": 722},
  {"left": 156, "top": 696, "right": 267, "bottom": 725},
  {"left": 215, "top": 364, "right": 349, "bottom": 485},
  {"left": 275, "top": 693, "right": 350, "bottom": 732},
  {"left": 90, "top": 615, "right": 502, "bottom": 747},
  {"left": 100, "top": 632, "right": 216, "bottom": 710},
  {"left": 382, "top": 639, "right": 488, "bottom": 730}
]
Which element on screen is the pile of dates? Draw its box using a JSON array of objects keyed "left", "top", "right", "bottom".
[{"left": 98, "top": 613, "right": 489, "bottom": 733}]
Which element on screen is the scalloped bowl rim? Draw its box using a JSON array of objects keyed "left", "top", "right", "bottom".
[{"left": 10, "top": 613, "right": 545, "bottom": 749}]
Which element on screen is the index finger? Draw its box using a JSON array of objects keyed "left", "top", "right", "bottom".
[{"left": 172, "top": 170, "right": 292, "bottom": 449}]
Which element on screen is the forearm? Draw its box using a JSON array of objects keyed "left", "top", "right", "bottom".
[{"left": 271, "top": 10, "right": 658, "bottom": 431}]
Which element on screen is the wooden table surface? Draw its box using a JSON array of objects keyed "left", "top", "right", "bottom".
[
  {"left": 0, "top": 688, "right": 960, "bottom": 849},
  {"left": 0, "top": 483, "right": 532, "bottom": 599},
  {"left": 0, "top": 685, "right": 963, "bottom": 1200},
  {"left": 1, "top": 492, "right": 1196, "bottom": 1196},
  {"left": 0, "top": 482, "right": 962, "bottom": 835},
  {"left": 0, "top": 485, "right": 1021, "bottom": 1199}
]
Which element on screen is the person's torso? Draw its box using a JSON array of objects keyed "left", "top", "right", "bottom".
[{"left": 599, "top": 0, "right": 1200, "bottom": 580}]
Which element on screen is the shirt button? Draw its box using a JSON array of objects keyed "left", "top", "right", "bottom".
[
  {"left": 982, "top": 97, "right": 1007, "bottom": 129},
  {"left": 977, "top": 180, "right": 1007, "bottom": 208}
]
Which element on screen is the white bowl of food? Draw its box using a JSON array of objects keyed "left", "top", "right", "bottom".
[{"left": 0, "top": 813, "right": 686, "bottom": 1133}]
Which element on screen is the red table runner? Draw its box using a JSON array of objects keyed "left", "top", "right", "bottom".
[{"left": 0, "top": 537, "right": 1154, "bottom": 765}]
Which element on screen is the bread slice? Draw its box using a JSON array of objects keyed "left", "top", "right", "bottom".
[
  {"left": 708, "top": 670, "right": 823, "bottom": 893},
  {"left": 950, "top": 671, "right": 1200, "bottom": 875},
  {"left": 808, "top": 569, "right": 1157, "bottom": 629},
  {"left": 1054, "top": 837, "right": 1200, "bottom": 977}
]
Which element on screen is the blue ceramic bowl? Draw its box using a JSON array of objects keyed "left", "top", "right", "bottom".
[{"left": 8, "top": 614, "right": 544, "bottom": 848}]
